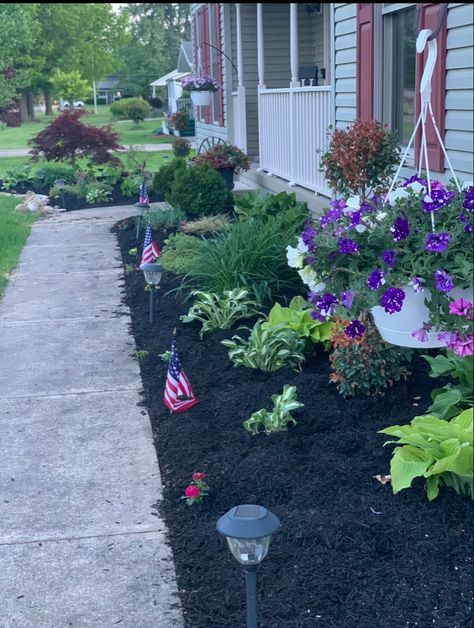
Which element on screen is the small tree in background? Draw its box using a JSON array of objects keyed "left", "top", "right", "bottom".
[
  {"left": 50, "top": 70, "right": 91, "bottom": 104},
  {"left": 110, "top": 97, "right": 152, "bottom": 125},
  {"left": 173, "top": 137, "right": 191, "bottom": 158},
  {"left": 29, "top": 110, "right": 122, "bottom": 165}
]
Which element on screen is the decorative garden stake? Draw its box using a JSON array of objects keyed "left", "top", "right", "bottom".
[
  {"left": 140, "top": 262, "right": 163, "bottom": 324},
  {"left": 217, "top": 505, "right": 280, "bottom": 628}
]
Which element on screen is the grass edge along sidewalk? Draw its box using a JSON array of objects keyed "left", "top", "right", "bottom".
[{"left": 0, "top": 195, "right": 37, "bottom": 296}]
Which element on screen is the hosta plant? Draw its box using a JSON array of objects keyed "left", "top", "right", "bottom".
[
  {"left": 180, "top": 289, "right": 260, "bottom": 338},
  {"left": 379, "top": 407, "right": 473, "bottom": 501},
  {"left": 85, "top": 186, "right": 112, "bottom": 204},
  {"left": 262, "top": 296, "right": 333, "bottom": 350},
  {"left": 423, "top": 351, "right": 473, "bottom": 419},
  {"left": 221, "top": 322, "right": 305, "bottom": 372},
  {"left": 243, "top": 385, "right": 304, "bottom": 435}
]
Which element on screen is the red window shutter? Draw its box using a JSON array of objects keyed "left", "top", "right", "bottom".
[
  {"left": 214, "top": 4, "right": 224, "bottom": 126},
  {"left": 356, "top": 4, "right": 374, "bottom": 121},
  {"left": 415, "top": 4, "right": 446, "bottom": 172},
  {"left": 201, "top": 5, "right": 212, "bottom": 125}
]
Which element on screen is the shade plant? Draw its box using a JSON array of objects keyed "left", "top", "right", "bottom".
[
  {"left": 243, "top": 385, "right": 304, "bottom": 435},
  {"left": 194, "top": 143, "right": 250, "bottom": 175},
  {"left": 423, "top": 351, "right": 473, "bottom": 419},
  {"left": 287, "top": 178, "right": 473, "bottom": 354}
]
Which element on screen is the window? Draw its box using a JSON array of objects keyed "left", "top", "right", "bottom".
[{"left": 381, "top": 4, "right": 416, "bottom": 148}]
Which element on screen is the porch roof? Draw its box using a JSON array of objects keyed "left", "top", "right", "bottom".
[{"left": 150, "top": 70, "right": 191, "bottom": 87}]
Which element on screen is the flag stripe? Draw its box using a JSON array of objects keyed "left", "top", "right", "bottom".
[{"left": 164, "top": 339, "right": 199, "bottom": 413}]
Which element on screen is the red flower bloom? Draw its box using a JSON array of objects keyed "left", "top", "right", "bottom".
[
  {"left": 185, "top": 485, "right": 200, "bottom": 498},
  {"left": 192, "top": 472, "right": 206, "bottom": 481}
]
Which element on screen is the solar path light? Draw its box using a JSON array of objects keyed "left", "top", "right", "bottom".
[
  {"left": 135, "top": 199, "right": 150, "bottom": 240},
  {"left": 140, "top": 262, "right": 163, "bottom": 324},
  {"left": 217, "top": 505, "right": 281, "bottom": 628}
]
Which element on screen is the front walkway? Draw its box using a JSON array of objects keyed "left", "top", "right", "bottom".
[
  {"left": 0, "top": 144, "right": 178, "bottom": 158},
  {"left": 0, "top": 206, "right": 183, "bottom": 627}
]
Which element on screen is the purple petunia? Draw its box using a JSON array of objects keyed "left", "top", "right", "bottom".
[
  {"left": 350, "top": 210, "right": 363, "bottom": 227},
  {"left": 340, "top": 290, "right": 354, "bottom": 309},
  {"left": 382, "top": 250, "right": 396, "bottom": 267},
  {"left": 424, "top": 232, "right": 451, "bottom": 253},
  {"left": 367, "top": 268, "right": 385, "bottom": 290},
  {"left": 434, "top": 269, "right": 455, "bottom": 293},
  {"left": 422, "top": 180, "right": 455, "bottom": 212},
  {"left": 301, "top": 221, "right": 316, "bottom": 253},
  {"left": 409, "top": 277, "right": 425, "bottom": 294},
  {"left": 380, "top": 287, "right": 405, "bottom": 314},
  {"left": 390, "top": 217, "right": 410, "bottom": 241},
  {"left": 403, "top": 174, "right": 428, "bottom": 188},
  {"left": 338, "top": 238, "right": 359, "bottom": 254},
  {"left": 460, "top": 214, "right": 473, "bottom": 233},
  {"left": 315, "top": 293, "right": 338, "bottom": 318},
  {"left": 320, "top": 200, "right": 346, "bottom": 228},
  {"left": 344, "top": 320, "right": 366, "bottom": 338},
  {"left": 462, "top": 186, "right": 473, "bottom": 212}
]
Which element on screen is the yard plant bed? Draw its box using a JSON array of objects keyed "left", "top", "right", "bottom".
[{"left": 116, "top": 220, "right": 473, "bottom": 628}]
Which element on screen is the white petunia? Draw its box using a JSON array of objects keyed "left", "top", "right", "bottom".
[
  {"left": 406, "top": 181, "right": 424, "bottom": 194},
  {"left": 286, "top": 237, "right": 308, "bottom": 269},
  {"left": 375, "top": 211, "right": 387, "bottom": 222},
  {"left": 345, "top": 195, "right": 361, "bottom": 212},
  {"left": 298, "top": 265, "right": 317, "bottom": 287},
  {"left": 355, "top": 224, "right": 367, "bottom": 233},
  {"left": 385, "top": 187, "right": 409, "bottom": 206}
]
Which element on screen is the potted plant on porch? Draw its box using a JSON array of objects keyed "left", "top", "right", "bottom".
[
  {"left": 182, "top": 74, "right": 219, "bottom": 107},
  {"left": 194, "top": 143, "right": 250, "bottom": 191}
]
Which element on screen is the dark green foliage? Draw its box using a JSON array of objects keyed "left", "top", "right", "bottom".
[
  {"left": 181, "top": 217, "right": 304, "bottom": 304},
  {"left": 146, "top": 206, "right": 185, "bottom": 232},
  {"left": 152, "top": 158, "right": 187, "bottom": 198},
  {"left": 329, "top": 316, "right": 413, "bottom": 398},
  {"left": 110, "top": 97, "right": 152, "bottom": 125},
  {"left": 167, "top": 163, "right": 232, "bottom": 218},
  {"left": 160, "top": 233, "right": 207, "bottom": 275},
  {"left": 34, "top": 163, "right": 76, "bottom": 190},
  {"left": 234, "top": 191, "right": 308, "bottom": 231},
  {"left": 120, "top": 174, "right": 143, "bottom": 197},
  {"left": 423, "top": 352, "right": 473, "bottom": 419}
]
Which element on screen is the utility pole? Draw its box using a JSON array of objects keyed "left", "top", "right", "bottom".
[{"left": 93, "top": 80, "right": 98, "bottom": 114}]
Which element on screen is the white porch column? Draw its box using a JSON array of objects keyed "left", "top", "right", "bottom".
[
  {"left": 234, "top": 3, "right": 247, "bottom": 152},
  {"left": 290, "top": 3, "right": 299, "bottom": 87},
  {"left": 257, "top": 3, "right": 265, "bottom": 88}
]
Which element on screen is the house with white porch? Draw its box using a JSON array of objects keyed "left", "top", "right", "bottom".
[
  {"left": 150, "top": 41, "right": 193, "bottom": 116},
  {"left": 191, "top": 3, "right": 474, "bottom": 211}
]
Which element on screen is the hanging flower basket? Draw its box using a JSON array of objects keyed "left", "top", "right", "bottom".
[{"left": 191, "top": 91, "right": 213, "bottom": 106}]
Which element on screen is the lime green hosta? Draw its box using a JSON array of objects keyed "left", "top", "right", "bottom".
[
  {"left": 243, "top": 385, "right": 304, "bottom": 435},
  {"left": 380, "top": 408, "right": 473, "bottom": 501},
  {"left": 262, "top": 296, "right": 333, "bottom": 347},
  {"left": 180, "top": 288, "right": 261, "bottom": 338}
]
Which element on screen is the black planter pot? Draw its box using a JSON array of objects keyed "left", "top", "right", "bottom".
[{"left": 217, "top": 167, "right": 235, "bottom": 191}]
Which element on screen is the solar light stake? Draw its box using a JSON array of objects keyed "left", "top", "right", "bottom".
[
  {"left": 217, "top": 505, "right": 280, "bottom": 628},
  {"left": 149, "top": 286, "right": 155, "bottom": 324},
  {"left": 140, "top": 263, "right": 163, "bottom": 324}
]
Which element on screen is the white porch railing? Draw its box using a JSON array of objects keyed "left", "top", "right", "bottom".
[
  {"left": 231, "top": 88, "right": 247, "bottom": 153},
  {"left": 258, "top": 86, "right": 332, "bottom": 196}
]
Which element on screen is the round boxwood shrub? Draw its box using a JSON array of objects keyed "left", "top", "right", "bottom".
[
  {"left": 110, "top": 97, "right": 152, "bottom": 125},
  {"left": 152, "top": 157, "right": 187, "bottom": 198},
  {"left": 167, "top": 163, "right": 233, "bottom": 218}
]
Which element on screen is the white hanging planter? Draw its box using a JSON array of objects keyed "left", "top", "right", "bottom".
[
  {"left": 372, "top": 286, "right": 474, "bottom": 349},
  {"left": 191, "top": 91, "right": 212, "bottom": 106}
]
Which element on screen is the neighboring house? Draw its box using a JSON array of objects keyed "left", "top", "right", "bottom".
[
  {"left": 97, "top": 76, "right": 124, "bottom": 105},
  {"left": 150, "top": 41, "right": 193, "bottom": 117},
  {"left": 191, "top": 3, "right": 474, "bottom": 211}
]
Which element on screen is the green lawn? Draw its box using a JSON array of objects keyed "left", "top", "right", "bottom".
[
  {"left": 0, "top": 105, "right": 170, "bottom": 149},
  {"left": 0, "top": 195, "right": 37, "bottom": 296}
]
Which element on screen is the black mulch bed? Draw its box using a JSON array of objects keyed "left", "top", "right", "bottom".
[{"left": 115, "top": 220, "right": 473, "bottom": 628}]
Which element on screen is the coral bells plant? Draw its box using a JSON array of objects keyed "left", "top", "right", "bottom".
[
  {"left": 287, "top": 178, "right": 473, "bottom": 355},
  {"left": 182, "top": 471, "right": 209, "bottom": 506},
  {"left": 181, "top": 74, "right": 219, "bottom": 92},
  {"left": 194, "top": 143, "right": 250, "bottom": 174}
]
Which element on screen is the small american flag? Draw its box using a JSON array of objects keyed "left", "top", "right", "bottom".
[
  {"left": 164, "top": 339, "right": 199, "bottom": 413},
  {"left": 139, "top": 179, "right": 149, "bottom": 204},
  {"left": 140, "top": 223, "right": 160, "bottom": 267}
]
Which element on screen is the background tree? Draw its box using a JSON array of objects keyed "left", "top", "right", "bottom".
[{"left": 50, "top": 71, "right": 91, "bottom": 105}]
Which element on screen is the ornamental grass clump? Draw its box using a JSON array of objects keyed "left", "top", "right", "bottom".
[
  {"left": 287, "top": 178, "right": 473, "bottom": 354},
  {"left": 329, "top": 317, "right": 413, "bottom": 398}
]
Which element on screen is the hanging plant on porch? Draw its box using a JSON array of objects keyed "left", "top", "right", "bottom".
[{"left": 182, "top": 75, "right": 219, "bottom": 106}]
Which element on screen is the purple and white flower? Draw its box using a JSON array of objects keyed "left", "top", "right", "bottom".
[
  {"left": 338, "top": 238, "right": 359, "bottom": 254},
  {"left": 462, "top": 186, "right": 473, "bottom": 212},
  {"left": 344, "top": 319, "right": 366, "bottom": 338},
  {"left": 424, "top": 232, "right": 451, "bottom": 253},
  {"left": 409, "top": 277, "right": 425, "bottom": 294},
  {"left": 314, "top": 293, "right": 338, "bottom": 318},
  {"left": 422, "top": 180, "right": 455, "bottom": 212},
  {"left": 340, "top": 290, "right": 354, "bottom": 309},
  {"left": 434, "top": 269, "right": 454, "bottom": 293},
  {"left": 380, "top": 287, "right": 405, "bottom": 314},
  {"left": 382, "top": 250, "right": 396, "bottom": 267},
  {"left": 390, "top": 217, "right": 410, "bottom": 241},
  {"left": 367, "top": 268, "right": 385, "bottom": 290}
]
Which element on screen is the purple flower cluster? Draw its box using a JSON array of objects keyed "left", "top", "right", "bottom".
[
  {"left": 314, "top": 293, "right": 339, "bottom": 319},
  {"left": 338, "top": 238, "right": 359, "bottom": 254},
  {"left": 422, "top": 180, "right": 455, "bottom": 212},
  {"left": 344, "top": 319, "right": 366, "bottom": 338},
  {"left": 424, "top": 232, "right": 450, "bottom": 253},
  {"left": 382, "top": 250, "right": 396, "bottom": 267},
  {"left": 459, "top": 214, "right": 473, "bottom": 233},
  {"left": 434, "top": 269, "right": 454, "bottom": 293},
  {"left": 320, "top": 200, "right": 345, "bottom": 229},
  {"left": 182, "top": 75, "right": 219, "bottom": 91},
  {"left": 390, "top": 217, "right": 410, "bottom": 241},
  {"left": 367, "top": 268, "right": 385, "bottom": 290},
  {"left": 462, "top": 186, "right": 473, "bottom": 212},
  {"left": 301, "top": 220, "right": 316, "bottom": 252},
  {"left": 380, "top": 287, "right": 405, "bottom": 314},
  {"left": 403, "top": 174, "right": 427, "bottom": 188},
  {"left": 340, "top": 290, "right": 354, "bottom": 309}
]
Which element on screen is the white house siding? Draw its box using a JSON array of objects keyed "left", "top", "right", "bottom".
[
  {"left": 334, "top": 3, "right": 357, "bottom": 128},
  {"left": 333, "top": 3, "right": 473, "bottom": 181},
  {"left": 192, "top": 4, "right": 231, "bottom": 151}
]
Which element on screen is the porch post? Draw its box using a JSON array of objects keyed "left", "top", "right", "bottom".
[
  {"left": 235, "top": 3, "right": 247, "bottom": 152},
  {"left": 290, "top": 3, "right": 299, "bottom": 87},
  {"left": 257, "top": 4, "right": 265, "bottom": 88}
]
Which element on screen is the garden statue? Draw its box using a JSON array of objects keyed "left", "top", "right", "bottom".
[{"left": 15, "top": 191, "right": 52, "bottom": 213}]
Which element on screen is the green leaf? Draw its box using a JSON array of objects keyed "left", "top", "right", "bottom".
[
  {"left": 427, "top": 389, "right": 463, "bottom": 419},
  {"left": 390, "top": 446, "right": 433, "bottom": 493}
]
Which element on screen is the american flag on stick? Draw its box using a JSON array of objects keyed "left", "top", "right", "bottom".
[
  {"left": 140, "top": 223, "right": 160, "bottom": 268},
  {"left": 164, "top": 338, "right": 199, "bottom": 413},
  {"left": 139, "top": 179, "right": 149, "bottom": 204}
]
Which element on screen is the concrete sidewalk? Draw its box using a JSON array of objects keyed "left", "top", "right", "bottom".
[
  {"left": 0, "top": 206, "right": 183, "bottom": 627},
  {"left": 0, "top": 144, "right": 177, "bottom": 158}
]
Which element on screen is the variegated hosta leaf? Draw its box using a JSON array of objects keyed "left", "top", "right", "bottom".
[{"left": 243, "top": 386, "right": 304, "bottom": 434}]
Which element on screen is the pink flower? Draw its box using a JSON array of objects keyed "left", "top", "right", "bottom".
[
  {"left": 411, "top": 327, "right": 429, "bottom": 342},
  {"left": 449, "top": 298, "right": 473, "bottom": 317},
  {"left": 185, "top": 485, "right": 200, "bottom": 499},
  {"left": 450, "top": 334, "right": 474, "bottom": 357},
  {"left": 437, "top": 331, "right": 458, "bottom": 347},
  {"left": 192, "top": 472, "right": 206, "bottom": 481}
]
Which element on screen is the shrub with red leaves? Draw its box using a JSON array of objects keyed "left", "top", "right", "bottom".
[
  {"left": 321, "top": 119, "right": 400, "bottom": 198},
  {"left": 28, "top": 110, "right": 123, "bottom": 165}
]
